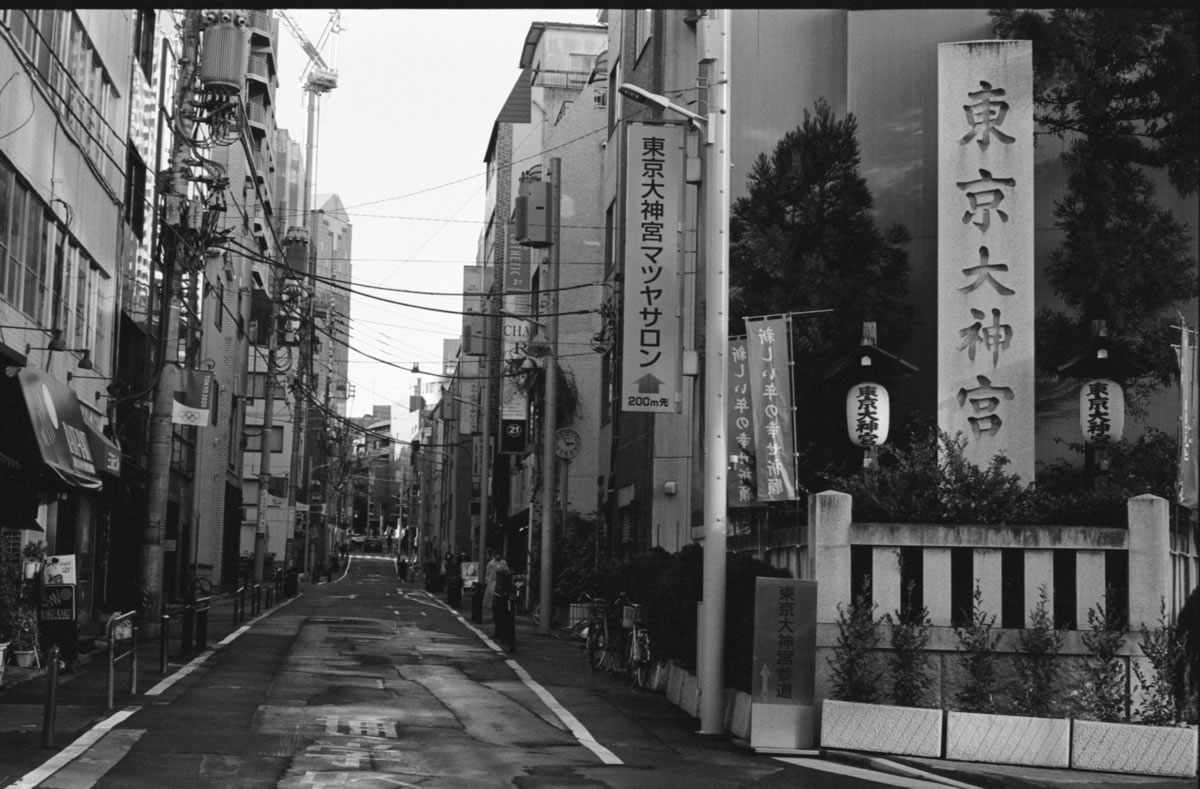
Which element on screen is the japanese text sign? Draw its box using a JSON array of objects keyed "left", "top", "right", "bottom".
[
  {"left": 745, "top": 316, "right": 798, "bottom": 501},
  {"left": 937, "top": 40, "right": 1035, "bottom": 482},
  {"left": 621, "top": 123, "right": 683, "bottom": 413},
  {"left": 727, "top": 336, "right": 758, "bottom": 507}
]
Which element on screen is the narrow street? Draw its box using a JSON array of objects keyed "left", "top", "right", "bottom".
[{"left": 4, "top": 556, "right": 957, "bottom": 789}]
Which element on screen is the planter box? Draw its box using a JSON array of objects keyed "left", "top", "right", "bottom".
[
  {"left": 820, "top": 699, "right": 943, "bottom": 757},
  {"left": 946, "top": 711, "right": 1069, "bottom": 767},
  {"left": 1072, "top": 719, "right": 1198, "bottom": 778}
]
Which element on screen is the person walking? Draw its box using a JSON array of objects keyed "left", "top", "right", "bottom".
[
  {"left": 482, "top": 550, "right": 501, "bottom": 614},
  {"left": 490, "top": 555, "right": 514, "bottom": 650}
]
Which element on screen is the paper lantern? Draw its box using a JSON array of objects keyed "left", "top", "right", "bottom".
[
  {"left": 1079, "top": 379, "right": 1124, "bottom": 445},
  {"left": 847, "top": 382, "right": 890, "bottom": 448}
]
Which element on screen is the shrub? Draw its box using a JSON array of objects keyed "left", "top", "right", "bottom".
[
  {"left": 829, "top": 576, "right": 883, "bottom": 703},
  {"left": 1133, "top": 598, "right": 1186, "bottom": 725},
  {"left": 1011, "top": 586, "right": 1064, "bottom": 717},
  {"left": 1079, "top": 601, "right": 1129, "bottom": 722},
  {"left": 953, "top": 583, "right": 1002, "bottom": 713},
  {"left": 885, "top": 579, "right": 933, "bottom": 707}
]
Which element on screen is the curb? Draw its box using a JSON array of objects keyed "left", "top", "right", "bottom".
[{"left": 821, "top": 749, "right": 985, "bottom": 789}]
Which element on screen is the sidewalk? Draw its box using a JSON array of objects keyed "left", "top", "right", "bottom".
[{"left": 0, "top": 584, "right": 295, "bottom": 784}]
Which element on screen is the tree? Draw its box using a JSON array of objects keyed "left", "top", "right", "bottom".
[
  {"left": 729, "top": 99, "right": 916, "bottom": 473},
  {"left": 991, "top": 9, "right": 1199, "bottom": 403},
  {"left": 730, "top": 99, "right": 915, "bottom": 353}
]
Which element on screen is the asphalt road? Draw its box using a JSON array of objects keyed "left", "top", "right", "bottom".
[{"left": 3, "top": 554, "right": 962, "bottom": 788}]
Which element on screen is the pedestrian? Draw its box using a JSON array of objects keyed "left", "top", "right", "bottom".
[
  {"left": 482, "top": 550, "right": 501, "bottom": 614},
  {"left": 386, "top": 531, "right": 394, "bottom": 553},
  {"left": 490, "top": 555, "right": 515, "bottom": 650}
]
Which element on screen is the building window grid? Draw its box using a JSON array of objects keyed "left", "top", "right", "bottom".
[{"left": 1, "top": 9, "right": 124, "bottom": 184}]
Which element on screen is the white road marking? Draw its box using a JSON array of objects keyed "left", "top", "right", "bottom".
[
  {"left": 422, "top": 592, "right": 623, "bottom": 766},
  {"left": 773, "top": 756, "right": 978, "bottom": 788},
  {"left": 144, "top": 593, "right": 300, "bottom": 696},
  {"left": 7, "top": 708, "right": 139, "bottom": 789}
]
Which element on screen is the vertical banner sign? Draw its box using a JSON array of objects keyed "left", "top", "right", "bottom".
[
  {"left": 1178, "top": 323, "right": 1198, "bottom": 509},
  {"left": 500, "top": 291, "right": 533, "bottom": 455},
  {"left": 745, "top": 316, "right": 798, "bottom": 501},
  {"left": 462, "top": 265, "right": 484, "bottom": 356},
  {"left": 750, "top": 578, "right": 817, "bottom": 751},
  {"left": 938, "top": 41, "right": 1035, "bottom": 482},
  {"left": 728, "top": 336, "right": 757, "bottom": 507},
  {"left": 172, "top": 369, "right": 215, "bottom": 426},
  {"left": 622, "top": 122, "right": 683, "bottom": 413},
  {"left": 459, "top": 357, "right": 480, "bottom": 436},
  {"left": 505, "top": 221, "right": 532, "bottom": 292}
]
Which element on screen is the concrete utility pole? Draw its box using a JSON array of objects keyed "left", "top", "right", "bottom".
[
  {"left": 144, "top": 9, "right": 202, "bottom": 634},
  {"left": 537, "top": 158, "right": 562, "bottom": 637},
  {"left": 473, "top": 291, "right": 494, "bottom": 624},
  {"left": 698, "top": 8, "right": 732, "bottom": 735},
  {"left": 253, "top": 298, "right": 278, "bottom": 586}
]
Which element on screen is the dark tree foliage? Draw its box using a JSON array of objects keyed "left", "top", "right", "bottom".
[
  {"left": 729, "top": 99, "right": 916, "bottom": 476},
  {"left": 991, "top": 9, "right": 1199, "bottom": 398},
  {"left": 729, "top": 99, "right": 916, "bottom": 354}
]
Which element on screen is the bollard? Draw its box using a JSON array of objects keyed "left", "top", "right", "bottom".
[
  {"left": 130, "top": 626, "right": 138, "bottom": 696},
  {"left": 236, "top": 585, "right": 245, "bottom": 623},
  {"left": 181, "top": 603, "right": 194, "bottom": 654},
  {"left": 159, "top": 614, "right": 169, "bottom": 675},
  {"left": 42, "top": 645, "right": 60, "bottom": 748},
  {"left": 252, "top": 583, "right": 261, "bottom": 615},
  {"left": 195, "top": 597, "right": 209, "bottom": 652}
]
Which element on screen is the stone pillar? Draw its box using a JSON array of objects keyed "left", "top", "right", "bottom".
[
  {"left": 809, "top": 490, "right": 852, "bottom": 624},
  {"left": 1126, "top": 494, "right": 1169, "bottom": 630}
]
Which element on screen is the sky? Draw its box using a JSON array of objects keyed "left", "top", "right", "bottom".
[{"left": 271, "top": 8, "right": 602, "bottom": 442}]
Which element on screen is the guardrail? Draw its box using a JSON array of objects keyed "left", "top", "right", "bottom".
[{"left": 106, "top": 611, "right": 138, "bottom": 710}]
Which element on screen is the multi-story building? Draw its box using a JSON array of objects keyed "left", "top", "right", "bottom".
[{"left": 1, "top": 10, "right": 138, "bottom": 627}]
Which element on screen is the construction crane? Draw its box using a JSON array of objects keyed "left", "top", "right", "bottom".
[
  {"left": 278, "top": 9, "right": 341, "bottom": 95},
  {"left": 274, "top": 9, "right": 342, "bottom": 581}
]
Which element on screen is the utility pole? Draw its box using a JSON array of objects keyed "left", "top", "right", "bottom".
[
  {"left": 144, "top": 9, "right": 202, "bottom": 634},
  {"left": 698, "top": 8, "right": 732, "bottom": 735},
  {"left": 473, "top": 291, "right": 494, "bottom": 624},
  {"left": 537, "top": 158, "right": 562, "bottom": 636},
  {"left": 253, "top": 294, "right": 278, "bottom": 586}
]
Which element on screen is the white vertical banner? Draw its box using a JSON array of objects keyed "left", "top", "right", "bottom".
[
  {"left": 621, "top": 122, "right": 684, "bottom": 413},
  {"left": 462, "top": 265, "right": 484, "bottom": 356},
  {"left": 937, "top": 40, "right": 1035, "bottom": 482},
  {"left": 745, "top": 316, "right": 798, "bottom": 502}
]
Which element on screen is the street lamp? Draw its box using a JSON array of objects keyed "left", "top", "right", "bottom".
[{"left": 616, "top": 7, "right": 730, "bottom": 736}]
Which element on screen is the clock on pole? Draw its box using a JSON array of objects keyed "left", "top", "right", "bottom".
[{"left": 554, "top": 427, "right": 582, "bottom": 460}]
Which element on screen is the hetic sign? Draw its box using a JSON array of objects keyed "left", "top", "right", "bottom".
[{"left": 621, "top": 122, "right": 683, "bottom": 413}]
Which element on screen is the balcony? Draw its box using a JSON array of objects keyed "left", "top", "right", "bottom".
[
  {"left": 248, "top": 10, "right": 273, "bottom": 43},
  {"left": 245, "top": 98, "right": 268, "bottom": 133},
  {"left": 530, "top": 68, "right": 591, "bottom": 89}
]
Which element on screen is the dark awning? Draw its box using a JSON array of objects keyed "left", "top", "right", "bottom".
[
  {"left": 86, "top": 419, "right": 122, "bottom": 478},
  {"left": 4, "top": 368, "right": 104, "bottom": 490}
]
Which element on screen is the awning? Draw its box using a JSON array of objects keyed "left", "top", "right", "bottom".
[
  {"left": 86, "top": 419, "right": 122, "bottom": 477},
  {"left": 6, "top": 368, "right": 104, "bottom": 490}
]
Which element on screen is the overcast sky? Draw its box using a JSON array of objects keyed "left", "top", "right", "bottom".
[{"left": 272, "top": 8, "right": 602, "bottom": 441}]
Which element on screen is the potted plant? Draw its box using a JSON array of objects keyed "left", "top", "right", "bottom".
[
  {"left": 22, "top": 540, "right": 46, "bottom": 580},
  {"left": 0, "top": 548, "right": 21, "bottom": 683},
  {"left": 10, "top": 604, "right": 39, "bottom": 668}
]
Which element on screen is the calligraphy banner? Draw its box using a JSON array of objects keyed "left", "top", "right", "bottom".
[
  {"left": 1179, "top": 323, "right": 1198, "bottom": 509},
  {"left": 621, "top": 122, "right": 683, "bottom": 413},
  {"left": 937, "top": 40, "right": 1034, "bottom": 482},
  {"left": 727, "top": 336, "right": 757, "bottom": 507},
  {"left": 745, "top": 316, "right": 797, "bottom": 501}
]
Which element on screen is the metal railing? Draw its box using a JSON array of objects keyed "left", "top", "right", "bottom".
[{"left": 106, "top": 611, "right": 138, "bottom": 710}]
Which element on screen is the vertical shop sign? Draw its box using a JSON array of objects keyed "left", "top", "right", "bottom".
[
  {"left": 621, "top": 123, "right": 683, "bottom": 413},
  {"left": 728, "top": 336, "right": 757, "bottom": 507},
  {"left": 937, "top": 40, "right": 1035, "bottom": 481},
  {"left": 745, "top": 316, "right": 797, "bottom": 501},
  {"left": 462, "top": 265, "right": 484, "bottom": 356}
]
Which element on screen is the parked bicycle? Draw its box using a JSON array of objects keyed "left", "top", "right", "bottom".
[
  {"left": 622, "top": 600, "right": 652, "bottom": 689},
  {"left": 584, "top": 593, "right": 630, "bottom": 674}
]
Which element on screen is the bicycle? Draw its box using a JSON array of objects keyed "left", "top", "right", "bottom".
[
  {"left": 623, "top": 601, "right": 653, "bottom": 689},
  {"left": 585, "top": 593, "right": 630, "bottom": 674}
]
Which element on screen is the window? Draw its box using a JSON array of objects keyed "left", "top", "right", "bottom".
[
  {"left": 245, "top": 425, "right": 283, "bottom": 453},
  {"left": 133, "top": 10, "right": 156, "bottom": 82},
  {"left": 124, "top": 143, "right": 147, "bottom": 240},
  {"left": 247, "top": 372, "right": 269, "bottom": 400},
  {"left": 634, "top": 9, "right": 652, "bottom": 63},
  {"left": 607, "top": 56, "right": 621, "bottom": 135}
]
